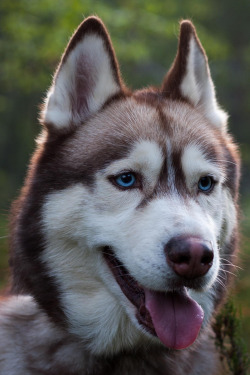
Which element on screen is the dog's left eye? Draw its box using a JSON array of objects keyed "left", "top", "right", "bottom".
[
  {"left": 114, "top": 173, "right": 137, "bottom": 189},
  {"left": 198, "top": 176, "right": 215, "bottom": 192}
]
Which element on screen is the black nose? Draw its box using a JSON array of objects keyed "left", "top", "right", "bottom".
[{"left": 165, "top": 236, "right": 214, "bottom": 279}]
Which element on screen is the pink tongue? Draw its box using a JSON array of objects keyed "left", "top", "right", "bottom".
[{"left": 145, "top": 289, "right": 204, "bottom": 350}]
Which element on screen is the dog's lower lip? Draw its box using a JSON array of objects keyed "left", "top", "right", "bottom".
[
  {"left": 102, "top": 246, "right": 144, "bottom": 308},
  {"left": 102, "top": 246, "right": 156, "bottom": 335}
]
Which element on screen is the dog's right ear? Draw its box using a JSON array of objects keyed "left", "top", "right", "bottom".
[{"left": 40, "top": 17, "right": 124, "bottom": 133}]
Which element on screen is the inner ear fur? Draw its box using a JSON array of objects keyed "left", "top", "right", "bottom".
[{"left": 162, "top": 21, "right": 197, "bottom": 101}]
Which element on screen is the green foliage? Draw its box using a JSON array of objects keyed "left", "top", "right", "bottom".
[{"left": 213, "top": 300, "right": 249, "bottom": 375}]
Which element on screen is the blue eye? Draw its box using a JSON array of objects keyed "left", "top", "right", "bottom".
[
  {"left": 198, "top": 176, "right": 214, "bottom": 192},
  {"left": 115, "top": 173, "right": 136, "bottom": 188}
]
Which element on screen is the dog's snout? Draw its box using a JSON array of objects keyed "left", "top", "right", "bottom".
[{"left": 165, "top": 236, "right": 214, "bottom": 279}]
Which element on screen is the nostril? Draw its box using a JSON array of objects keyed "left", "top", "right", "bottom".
[
  {"left": 200, "top": 247, "right": 214, "bottom": 266},
  {"left": 178, "top": 254, "right": 190, "bottom": 264},
  {"left": 201, "top": 255, "right": 213, "bottom": 265},
  {"left": 168, "top": 250, "right": 191, "bottom": 265}
]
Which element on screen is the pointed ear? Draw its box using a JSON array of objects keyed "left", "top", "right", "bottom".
[
  {"left": 162, "top": 20, "right": 228, "bottom": 130},
  {"left": 40, "top": 16, "right": 125, "bottom": 132}
]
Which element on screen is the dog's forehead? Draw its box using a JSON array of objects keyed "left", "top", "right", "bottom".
[
  {"left": 64, "top": 95, "right": 223, "bottom": 176},
  {"left": 77, "top": 96, "right": 218, "bottom": 147}
]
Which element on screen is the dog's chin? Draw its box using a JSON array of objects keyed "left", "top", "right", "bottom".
[{"left": 102, "top": 246, "right": 205, "bottom": 350}]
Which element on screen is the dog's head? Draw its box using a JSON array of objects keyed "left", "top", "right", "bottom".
[{"left": 11, "top": 17, "right": 240, "bottom": 355}]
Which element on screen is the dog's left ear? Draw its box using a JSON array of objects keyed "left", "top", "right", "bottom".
[
  {"left": 162, "top": 20, "right": 228, "bottom": 130},
  {"left": 40, "top": 16, "right": 125, "bottom": 132}
]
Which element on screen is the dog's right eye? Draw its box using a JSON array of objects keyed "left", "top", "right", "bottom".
[
  {"left": 111, "top": 172, "right": 138, "bottom": 189},
  {"left": 115, "top": 173, "right": 136, "bottom": 188},
  {"left": 198, "top": 175, "right": 215, "bottom": 193}
]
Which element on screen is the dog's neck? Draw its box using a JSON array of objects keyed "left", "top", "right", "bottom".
[{"left": 0, "top": 295, "right": 221, "bottom": 375}]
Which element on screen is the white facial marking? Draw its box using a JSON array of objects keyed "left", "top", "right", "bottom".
[
  {"left": 104, "top": 140, "right": 163, "bottom": 188},
  {"left": 41, "top": 183, "right": 153, "bottom": 354}
]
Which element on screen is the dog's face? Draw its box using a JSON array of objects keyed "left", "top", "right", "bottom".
[{"left": 12, "top": 17, "right": 240, "bottom": 355}]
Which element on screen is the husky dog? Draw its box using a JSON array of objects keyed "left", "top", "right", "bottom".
[{"left": 0, "top": 16, "right": 240, "bottom": 375}]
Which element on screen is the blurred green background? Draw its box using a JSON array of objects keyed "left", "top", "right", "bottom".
[{"left": 0, "top": 0, "right": 249, "bottom": 352}]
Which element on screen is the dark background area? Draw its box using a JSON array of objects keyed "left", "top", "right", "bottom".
[{"left": 0, "top": 0, "right": 249, "bottom": 352}]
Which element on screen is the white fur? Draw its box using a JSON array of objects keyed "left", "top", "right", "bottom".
[
  {"left": 41, "top": 185, "right": 152, "bottom": 354},
  {"left": 180, "top": 37, "right": 228, "bottom": 130},
  {"left": 180, "top": 38, "right": 201, "bottom": 106},
  {"left": 0, "top": 295, "right": 88, "bottom": 374},
  {"left": 42, "top": 34, "right": 120, "bottom": 129},
  {"left": 103, "top": 140, "right": 164, "bottom": 195}
]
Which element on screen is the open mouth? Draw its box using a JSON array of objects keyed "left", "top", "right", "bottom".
[{"left": 103, "top": 246, "right": 204, "bottom": 350}]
